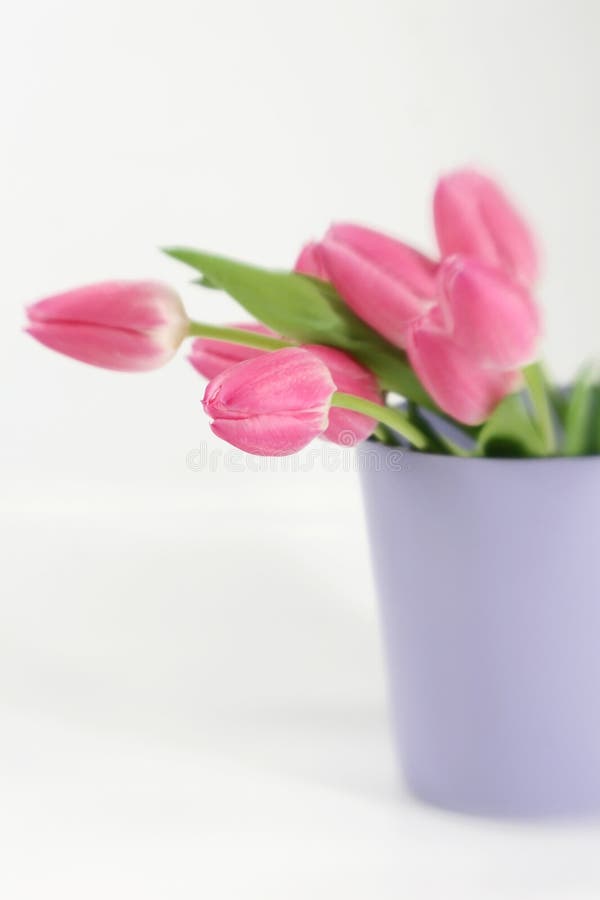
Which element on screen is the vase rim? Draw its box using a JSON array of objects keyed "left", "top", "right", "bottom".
[{"left": 361, "top": 441, "right": 600, "bottom": 465}]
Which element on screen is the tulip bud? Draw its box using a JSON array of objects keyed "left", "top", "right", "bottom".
[
  {"left": 295, "top": 223, "right": 437, "bottom": 348},
  {"left": 434, "top": 169, "right": 539, "bottom": 287},
  {"left": 202, "top": 347, "right": 336, "bottom": 456},
  {"left": 189, "top": 321, "right": 381, "bottom": 446},
  {"left": 26, "top": 281, "right": 189, "bottom": 372},
  {"left": 437, "top": 255, "right": 541, "bottom": 370},
  {"left": 188, "top": 323, "right": 277, "bottom": 380}
]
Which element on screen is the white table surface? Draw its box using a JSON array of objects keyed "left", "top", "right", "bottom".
[{"left": 2, "top": 473, "right": 600, "bottom": 899}]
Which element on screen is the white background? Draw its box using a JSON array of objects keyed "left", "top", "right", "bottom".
[{"left": 2, "top": 1, "right": 600, "bottom": 896}]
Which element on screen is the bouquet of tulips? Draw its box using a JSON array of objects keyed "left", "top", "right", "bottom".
[{"left": 24, "top": 169, "right": 597, "bottom": 458}]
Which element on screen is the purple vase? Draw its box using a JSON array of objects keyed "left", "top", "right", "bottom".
[{"left": 359, "top": 442, "right": 600, "bottom": 817}]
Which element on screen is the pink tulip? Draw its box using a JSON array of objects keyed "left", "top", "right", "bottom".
[
  {"left": 295, "top": 223, "right": 438, "bottom": 348},
  {"left": 434, "top": 169, "right": 539, "bottom": 287},
  {"left": 190, "top": 322, "right": 381, "bottom": 446},
  {"left": 202, "top": 347, "right": 336, "bottom": 456},
  {"left": 188, "top": 323, "right": 277, "bottom": 379},
  {"left": 404, "top": 253, "right": 540, "bottom": 424},
  {"left": 436, "top": 255, "right": 540, "bottom": 370},
  {"left": 26, "top": 281, "right": 189, "bottom": 372},
  {"left": 304, "top": 344, "right": 380, "bottom": 444},
  {"left": 406, "top": 320, "right": 521, "bottom": 425}
]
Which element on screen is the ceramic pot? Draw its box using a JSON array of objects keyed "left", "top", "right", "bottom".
[{"left": 359, "top": 442, "right": 600, "bottom": 817}]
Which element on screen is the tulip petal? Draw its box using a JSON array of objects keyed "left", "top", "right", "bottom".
[
  {"left": 294, "top": 242, "right": 328, "bottom": 280},
  {"left": 434, "top": 169, "right": 539, "bottom": 286},
  {"left": 327, "top": 224, "right": 438, "bottom": 298},
  {"left": 317, "top": 225, "right": 437, "bottom": 348},
  {"left": 406, "top": 323, "right": 520, "bottom": 425},
  {"left": 211, "top": 411, "right": 329, "bottom": 456},
  {"left": 25, "top": 321, "right": 175, "bottom": 372},
  {"left": 437, "top": 255, "right": 541, "bottom": 369},
  {"left": 204, "top": 347, "right": 336, "bottom": 419},
  {"left": 27, "top": 281, "right": 185, "bottom": 332}
]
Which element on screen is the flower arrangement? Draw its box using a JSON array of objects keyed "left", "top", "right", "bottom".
[
  {"left": 25, "top": 169, "right": 594, "bottom": 458},
  {"left": 24, "top": 167, "right": 600, "bottom": 818}
]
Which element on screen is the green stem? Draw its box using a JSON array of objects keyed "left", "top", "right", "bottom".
[
  {"left": 370, "top": 423, "right": 400, "bottom": 446},
  {"left": 188, "top": 320, "right": 292, "bottom": 352},
  {"left": 406, "top": 403, "right": 470, "bottom": 457},
  {"left": 332, "top": 392, "right": 429, "bottom": 449},
  {"left": 523, "top": 361, "right": 556, "bottom": 454}
]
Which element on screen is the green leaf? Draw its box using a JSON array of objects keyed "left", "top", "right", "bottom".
[
  {"left": 564, "top": 366, "right": 600, "bottom": 456},
  {"left": 536, "top": 364, "right": 569, "bottom": 429},
  {"left": 165, "top": 247, "right": 350, "bottom": 338},
  {"left": 476, "top": 393, "right": 547, "bottom": 458},
  {"left": 549, "top": 386, "right": 569, "bottom": 429},
  {"left": 405, "top": 403, "right": 469, "bottom": 456},
  {"left": 522, "top": 361, "right": 556, "bottom": 453},
  {"left": 164, "top": 247, "right": 432, "bottom": 407},
  {"left": 191, "top": 275, "right": 218, "bottom": 289}
]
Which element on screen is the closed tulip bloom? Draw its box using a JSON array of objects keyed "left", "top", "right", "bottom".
[
  {"left": 189, "top": 321, "right": 381, "bottom": 446},
  {"left": 406, "top": 320, "right": 521, "bottom": 425},
  {"left": 437, "top": 255, "right": 540, "bottom": 370},
  {"left": 405, "top": 251, "right": 541, "bottom": 424},
  {"left": 188, "top": 323, "right": 277, "bottom": 380},
  {"left": 26, "top": 281, "right": 189, "bottom": 372},
  {"left": 304, "top": 344, "right": 380, "bottom": 445},
  {"left": 434, "top": 169, "right": 539, "bottom": 287},
  {"left": 295, "top": 223, "right": 438, "bottom": 348},
  {"left": 202, "top": 347, "right": 336, "bottom": 456}
]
